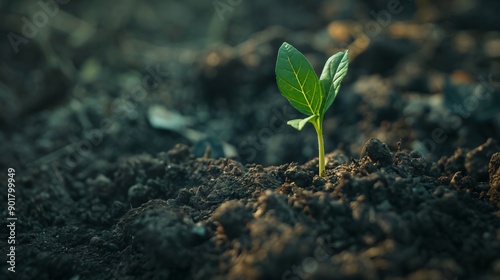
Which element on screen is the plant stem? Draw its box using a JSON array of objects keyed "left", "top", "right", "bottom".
[{"left": 314, "top": 119, "right": 325, "bottom": 177}]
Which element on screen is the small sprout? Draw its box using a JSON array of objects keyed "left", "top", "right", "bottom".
[{"left": 275, "top": 42, "right": 349, "bottom": 176}]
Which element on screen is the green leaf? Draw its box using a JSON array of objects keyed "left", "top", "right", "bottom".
[
  {"left": 319, "top": 50, "right": 349, "bottom": 113},
  {"left": 275, "top": 42, "right": 322, "bottom": 117},
  {"left": 287, "top": 115, "right": 317, "bottom": 131}
]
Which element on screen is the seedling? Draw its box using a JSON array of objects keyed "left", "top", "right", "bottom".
[{"left": 275, "top": 42, "right": 349, "bottom": 177}]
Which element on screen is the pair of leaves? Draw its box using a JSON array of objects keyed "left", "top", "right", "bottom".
[{"left": 275, "top": 42, "right": 349, "bottom": 130}]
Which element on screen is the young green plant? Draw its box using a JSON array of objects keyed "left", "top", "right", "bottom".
[{"left": 275, "top": 42, "right": 349, "bottom": 177}]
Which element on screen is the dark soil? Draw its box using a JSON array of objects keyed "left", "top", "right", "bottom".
[{"left": 1, "top": 0, "right": 500, "bottom": 279}]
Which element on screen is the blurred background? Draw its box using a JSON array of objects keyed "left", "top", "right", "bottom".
[{"left": 0, "top": 0, "right": 499, "bottom": 173}]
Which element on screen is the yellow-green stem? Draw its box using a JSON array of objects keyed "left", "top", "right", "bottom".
[{"left": 314, "top": 119, "right": 325, "bottom": 177}]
